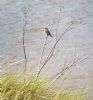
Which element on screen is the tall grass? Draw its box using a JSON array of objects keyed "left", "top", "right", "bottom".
[{"left": 1, "top": 74, "right": 87, "bottom": 100}]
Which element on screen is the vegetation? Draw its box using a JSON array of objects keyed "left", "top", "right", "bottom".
[{"left": 1, "top": 74, "right": 87, "bottom": 100}]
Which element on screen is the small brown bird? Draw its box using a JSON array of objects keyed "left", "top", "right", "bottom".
[{"left": 44, "top": 28, "right": 53, "bottom": 38}]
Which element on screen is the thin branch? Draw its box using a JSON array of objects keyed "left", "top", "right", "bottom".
[
  {"left": 50, "top": 55, "right": 85, "bottom": 81},
  {"left": 3, "top": 59, "right": 24, "bottom": 72},
  {"left": 44, "top": 24, "right": 73, "bottom": 66},
  {"left": 39, "top": 36, "right": 48, "bottom": 69},
  {"left": 55, "top": 7, "right": 62, "bottom": 41},
  {"left": 35, "top": 23, "right": 73, "bottom": 80},
  {"left": 22, "top": 7, "right": 28, "bottom": 74},
  {"left": 47, "top": 54, "right": 91, "bottom": 88}
]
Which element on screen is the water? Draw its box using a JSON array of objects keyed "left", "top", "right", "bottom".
[{"left": 0, "top": 0, "right": 93, "bottom": 99}]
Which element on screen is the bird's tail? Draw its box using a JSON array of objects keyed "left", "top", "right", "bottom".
[{"left": 49, "top": 34, "right": 53, "bottom": 38}]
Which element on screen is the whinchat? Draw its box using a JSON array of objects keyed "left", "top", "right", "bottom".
[{"left": 44, "top": 28, "right": 53, "bottom": 38}]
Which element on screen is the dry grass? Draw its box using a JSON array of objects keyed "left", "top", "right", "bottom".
[{"left": 1, "top": 74, "right": 87, "bottom": 100}]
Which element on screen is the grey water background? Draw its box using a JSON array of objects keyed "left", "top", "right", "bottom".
[{"left": 0, "top": 0, "right": 93, "bottom": 99}]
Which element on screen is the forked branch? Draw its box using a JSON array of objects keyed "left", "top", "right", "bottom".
[{"left": 36, "top": 23, "right": 73, "bottom": 80}]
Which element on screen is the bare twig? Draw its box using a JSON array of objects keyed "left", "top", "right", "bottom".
[
  {"left": 3, "top": 59, "right": 24, "bottom": 72},
  {"left": 35, "top": 23, "right": 73, "bottom": 80},
  {"left": 47, "top": 54, "right": 91, "bottom": 88},
  {"left": 22, "top": 7, "right": 28, "bottom": 74},
  {"left": 39, "top": 36, "right": 48, "bottom": 69},
  {"left": 55, "top": 7, "right": 62, "bottom": 41}
]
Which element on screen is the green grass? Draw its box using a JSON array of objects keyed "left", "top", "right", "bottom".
[{"left": 1, "top": 74, "right": 87, "bottom": 100}]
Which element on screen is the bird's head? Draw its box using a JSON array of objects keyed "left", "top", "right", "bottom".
[{"left": 44, "top": 27, "right": 48, "bottom": 31}]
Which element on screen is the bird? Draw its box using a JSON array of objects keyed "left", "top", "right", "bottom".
[{"left": 44, "top": 28, "right": 53, "bottom": 38}]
